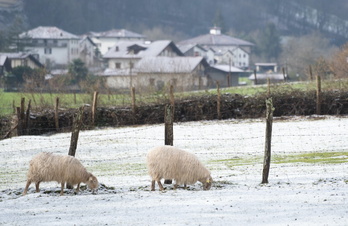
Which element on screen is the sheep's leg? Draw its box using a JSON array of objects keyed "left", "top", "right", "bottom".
[
  {"left": 35, "top": 182, "right": 40, "bottom": 192},
  {"left": 23, "top": 180, "right": 31, "bottom": 195},
  {"left": 151, "top": 180, "right": 156, "bottom": 191},
  {"left": 76, "top": 183, "right": 80, "bottom": 193},
  {"left": 184, "top": 184, "right": 187, "bottom": 189},
  {"left": 157, "top": 180, "right": 164, "bottom": 191},
  {"left": 60, "top": 182, "right": 65, "bottom": 195}
]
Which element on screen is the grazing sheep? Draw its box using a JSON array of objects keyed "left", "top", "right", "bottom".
[
  {"left": 146, "top": 145, "right": 212, "bottom": 191},
  {"left": 23, "top": 152, "right": 99, "bottom": 195}
]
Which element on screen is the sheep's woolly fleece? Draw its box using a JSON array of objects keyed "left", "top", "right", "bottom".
[
  {"left": 23, "top": 152, "right": 98, "bottom": 195},
  {"left": 0, "top": 116, "right": 347, "bottom": 225}
]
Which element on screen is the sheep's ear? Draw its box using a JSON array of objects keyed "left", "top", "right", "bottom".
[
  {"left": 206, "top": 178, "right": 210, "bottom": 183},
  {"left": 89, "top": 176, "right": 93, "bottom": 181}
]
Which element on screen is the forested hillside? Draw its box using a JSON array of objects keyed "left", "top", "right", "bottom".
[{"left": 0, "top": 0, "right": 347, "bottom": 45}]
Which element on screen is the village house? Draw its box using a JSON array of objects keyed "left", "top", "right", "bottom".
[
  {"left": 103, "top": 40, "right": 183, "bottom": 71},
  {"left": 248, "top": 63, "right": 287, "bottom": 84},
  {"left": 205, "top": 64, "right": 244, "bottom": 88},
  {"left": 135, "top": 56, "right": 208, "bottom": 92},
  {"left": 18, "top": 26, "right": 82, "bottom": 68},
  {"left": 0, "top": 52, "right": 44, "bottom": 69},
  {"left": 87, "top": 29, "right": 146, "bottom": 55},
  {"left": 99, "top": 40, "right": 209, "bottom": 91},
  {"left": 78, "top": 36, "right": 101, "bottom": 69},
  {"left": 179, "top": 44, "right": 216, "bottom": 65},
  {"left": 178, "top": 27, "right": 253, "bottom": 69},
  {"left": 0, "top": 55, "right": 11, "bottom": 76}
]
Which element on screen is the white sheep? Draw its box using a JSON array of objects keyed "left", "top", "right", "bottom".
[
  {"left": 23, "top": 152, "right": 99, "bottom": 195},
  {"left": 146, "top": 145, "right": 212, "bottom": 191}
]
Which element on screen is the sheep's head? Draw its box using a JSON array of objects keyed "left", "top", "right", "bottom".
[
  {"left": 86, "top": 175, "right": 99, "bottom": 191},
  {"left": 201, "top": 176, "right": 212, "bottom": 190}
]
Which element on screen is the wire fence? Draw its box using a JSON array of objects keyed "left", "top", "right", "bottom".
[{"left": 1, "top": 114, "right": 347, "bottom": 191}]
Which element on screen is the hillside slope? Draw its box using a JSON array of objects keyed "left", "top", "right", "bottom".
[{"left": 1, "top": 1, "right": 348, "bottom": 45}]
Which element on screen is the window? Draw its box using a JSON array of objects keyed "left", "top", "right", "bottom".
[
  {"left": 44, "top": 48, "right": 52, "bottom": 54},
  {"left": 71, "top": 48, "right": 79, "bottom": 55},
  {"left": 115, "top": 63, "right": 121, "bottom": 69}
]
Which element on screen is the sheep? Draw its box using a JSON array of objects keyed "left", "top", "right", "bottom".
[
  {"left": 146, "top": 145, "right": 212, "bottom": 191},
  {"left": 23, "top": 152, "right": 99, "bottom": 195}
]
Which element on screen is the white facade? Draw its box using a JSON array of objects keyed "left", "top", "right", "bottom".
[
  {"left": 178, "top": 27, "right": 253, "bottom": 69},
  {"left": 19, "top": 26, "right": 81, "bottom": 68},
  {"left": 79, "top": 37, "right": 98, "bottom": 67},
  {"left": 88, "top": 29, "right": 146, "bottom": 55}
]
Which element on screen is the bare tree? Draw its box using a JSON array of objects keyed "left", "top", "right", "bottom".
[
  {"left": 280, "top": 32, "right": 337, "bottom": 80},
  {"left": 330, "top": 43, "right": 348, "bottom": 79}
]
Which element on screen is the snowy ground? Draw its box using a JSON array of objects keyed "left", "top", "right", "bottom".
[{"left": 0, "top": 116, "right": 347, "bottom": 225}]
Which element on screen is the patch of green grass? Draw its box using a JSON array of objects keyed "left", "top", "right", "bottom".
[
  {"left": 273, "top": 152, "right": 348, "bottom": 164},
  {"left": 209, "top": 152, "right": 348, "bottom": 168},
  {"left": 209, "top": 156, "right": 263, "bottom": 168},
  {"left": 2, "top": 79, "right": 348, "bottom": 117}
]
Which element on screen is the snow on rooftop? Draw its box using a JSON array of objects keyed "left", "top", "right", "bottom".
[
  {"left": 19, "top": 26, "right": 79, "bottom": 39},
  {"left": 136, "top": 56, "right": 204, "bottom": 73},
  {"left": 89, "top": 29, "right": 145, "bottom": 39},
  {"left": 211, "top": 64, "right": 244, "bottom": 73}
]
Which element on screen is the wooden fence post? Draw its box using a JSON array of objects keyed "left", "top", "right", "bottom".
[
  {"left": 55, "top": 97, "right": 59, "bottom": 131},
  {"left": 262, "top": 97, "right": 274, "bottom": 184},
  {"left": 316, "top": 75, "right": 321, "bottom": 115},
  {"left": 164, "top": 104, "right": 174, "bottom": 146},
  {"left": 164, "top": 104, "right": 174, "bottom": 185},
  {"left": 74, "top": 92, "right": 77, "bottom": 105},
  {"left": 16, "top": 107, "right": 22, "bottom": 136},
  {"left": 67, "top": 106, "right": 84, "bottom": 189},
  {"left": 282, "top": 67, "right": 287, "bottom": 82},
  {"left": 16, "top": 98, "right": 26, "bottom": 136},
  {"left": 131, "top": 86, "right": 136, "bottom": 114},
  {"left": 68, "top": 106, "right": 84, "bottom": 157},
  {"left": 20, "top": 98, "right": 25, "bottom": 123},
  {"left": 216, "top": 81, "right": 221, "bottom": 120},
  {"left": 309, "top": 65, "right": 313, "bottom": 81},
  {"left": 92, "top": 91, "right": 98, "bottom": 126},
  {"left": 254, "top": 69, "right": 258, "bottom": 85},
  {"left": 24, "top": 100, "right": 31, "bottom": 135},
  {"left": 12, "top": 100, "right": 15, "bottom": 114}
]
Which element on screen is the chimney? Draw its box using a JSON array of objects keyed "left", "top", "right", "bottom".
[{"left": 210, "top": 26, "right": 221, "bottom": 35}]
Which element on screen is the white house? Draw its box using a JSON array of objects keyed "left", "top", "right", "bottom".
[
  {"left": 101, "top": 56, "right": 209, "bottom": 92},
  {"left": 0, "top": 52, "right": 44, "bottom": 69},
  {"left": 87, "top": 29, "right": 146, "bottom": 55},
  {"left": 102, "top": 40, "right": 184, "bottom": 72},
  {"left": 179, "top": 44, "right": 216, "bottom": 65},
  {"left": 79, "top": 36, "right": 100, "bottom": 68},
  {"left": 99, "top": 40, "right": 210, "bottom": 91},
  {"left": 249, "top": 63, "right": 287, "bottom": 84},
  {"left": 18, "top": 26, "right": 81, "bottom": 68},
  {"left": 178, "top": 27, "right": 253, "bottom": 69}
]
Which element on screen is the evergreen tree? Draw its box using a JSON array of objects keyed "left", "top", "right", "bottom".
[{"left": 68, "top": 59, "right": 88, "bottom": 85}]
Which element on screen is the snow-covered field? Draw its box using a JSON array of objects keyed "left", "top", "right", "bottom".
[{"left": 0, "top": 116, "right": 347, "bottom": 225}]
